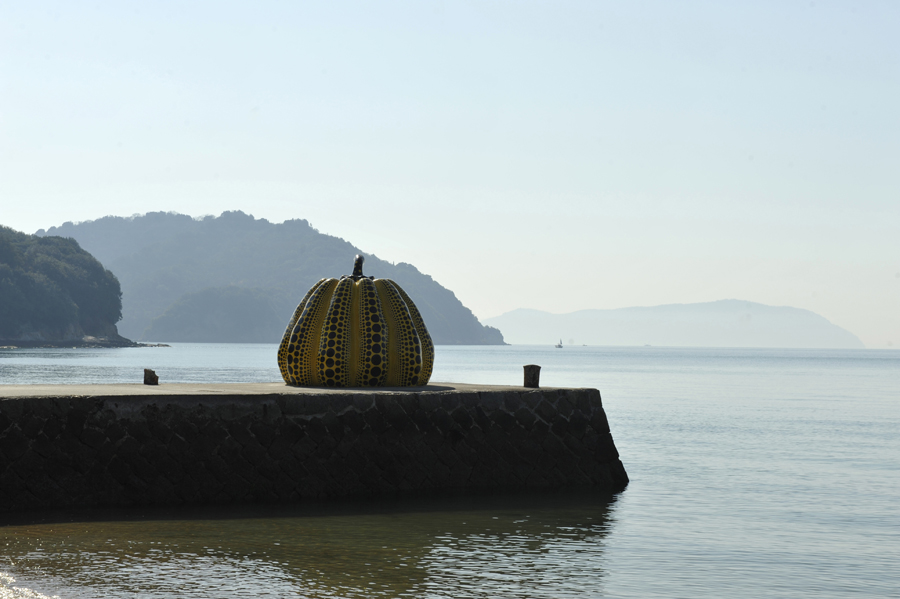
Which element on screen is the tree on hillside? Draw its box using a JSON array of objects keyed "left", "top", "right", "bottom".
[{"left": 0, "top": 226, "right": 123, "bottom": 340}]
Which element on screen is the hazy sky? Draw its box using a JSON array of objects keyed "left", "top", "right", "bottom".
[{"left": 2, "top": 0, "right": 898, "bottom": 348}]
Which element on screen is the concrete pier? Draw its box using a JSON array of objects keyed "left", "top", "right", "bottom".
[{"left": 0, "top": 383, "right": 628, "bottom": 513}]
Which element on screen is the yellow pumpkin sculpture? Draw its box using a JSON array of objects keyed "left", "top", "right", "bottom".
[{"left": 278, "top": 255, "right": 434, "bottom": 387}]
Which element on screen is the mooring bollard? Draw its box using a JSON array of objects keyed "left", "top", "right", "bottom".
[
  {"left": 143, "top": 368, "right": 159, "bottom": 385},
  {"left": 523, "top": 364, "right": 541, "bottom": 388}
]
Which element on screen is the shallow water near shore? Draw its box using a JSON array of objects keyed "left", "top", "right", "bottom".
[
  {"left": 1, "top": 490, "right": 617, "bottom": 599},
  {"left": 2, "top": 344, "right": 899, "bottom": 597}
]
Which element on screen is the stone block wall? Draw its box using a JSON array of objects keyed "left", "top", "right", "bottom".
[{"left": 0, "top": 386, "right": 628, "bottom": 512}]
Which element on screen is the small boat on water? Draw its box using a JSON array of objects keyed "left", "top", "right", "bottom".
[{"left": 555, "top": 339, "right": 563, "bottom": 348}]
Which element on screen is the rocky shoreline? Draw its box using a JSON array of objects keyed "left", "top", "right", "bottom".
[{"left": 0, "top": 335, "right": 168, "bottom": 349}]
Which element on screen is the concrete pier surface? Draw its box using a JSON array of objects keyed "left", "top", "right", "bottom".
[
  {"left": 0, "top": 382, "right": 628, "bottom": 513},
  {"left": 0, "top": 382, "right": 515, "bottom": 398}
]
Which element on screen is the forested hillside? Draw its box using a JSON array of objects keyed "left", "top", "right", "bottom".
[
  {"left": 0, "top": 226, "right": 127, "bottom": 345},
  {"left": 38, "top": 212, "right": 504, "bottom": 345},
  {"left": 142, "top": 286, "right": 285, "bottom": 343}
]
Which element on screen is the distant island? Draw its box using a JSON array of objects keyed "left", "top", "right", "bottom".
[
  {"left": 38, "top": 211, "right": 505, "bottom": 345},
  {"left": 0, "top": 226, "right": 137, "bottom": 348},
  {"left": 484, "top": 300, "right": 865, "bottom": 349}
]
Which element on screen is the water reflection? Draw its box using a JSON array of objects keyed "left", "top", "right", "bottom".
[{"left": 2, "top": 491, "right": 616, "bottom": 598}]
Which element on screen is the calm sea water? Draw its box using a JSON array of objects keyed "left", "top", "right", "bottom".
[{"left": 1, "top": 344, "right": 899, "bottom": 598}]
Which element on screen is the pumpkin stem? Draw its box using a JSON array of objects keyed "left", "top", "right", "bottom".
[{"left": 342, "top": 254, "right": 373, "bottom": 281}]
